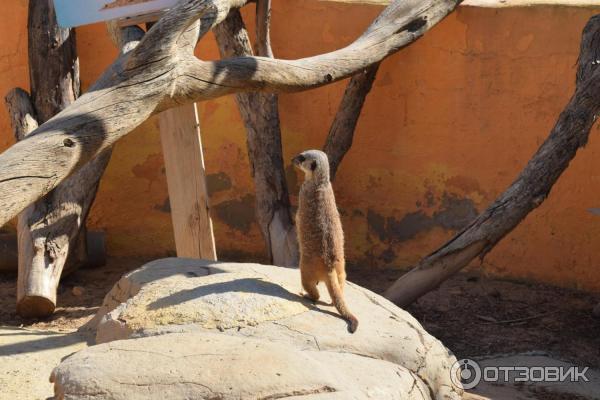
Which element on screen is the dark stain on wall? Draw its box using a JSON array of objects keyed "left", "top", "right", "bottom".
[
  {"left": 155, "top": 197, "right": 171, "bottom": 213},
  {"left": 214, "top": 194, "right": 256, "bottom": 233},
  {"left": 368, "top": 193, "right": 478, "bottom": 243},
  {"left": 206, "top": 172, "right": 232, "bottom": 196},
  {"left": 434, "top": 195, "right": 478, "bottom": 230},
  {"left": 388, "top": 211, "right": 435, "bottom": 242},
  {"left": 367, "top": 209, "right": 387, "bottom": 241},
  {"left": 380, "top": 247, "right": 396, "bottom": 263}
]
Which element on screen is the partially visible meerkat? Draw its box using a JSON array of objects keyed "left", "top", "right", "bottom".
[{"left": 292, "top": 149, "right": 358, "bottom": 333}]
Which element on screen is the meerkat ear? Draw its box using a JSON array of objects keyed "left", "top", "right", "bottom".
[{"left": 310, "top": 160, "right": 317, "bottom": 171}]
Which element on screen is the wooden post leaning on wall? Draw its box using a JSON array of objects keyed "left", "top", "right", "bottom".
[
  {"left": 141, "top": 20, "right": 216, "bottom": 261},
  {"left": 158, "top": 105, "right": 217, "bottom": 260}
]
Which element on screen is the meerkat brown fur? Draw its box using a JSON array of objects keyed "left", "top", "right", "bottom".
[{"left": 292, "top": 150, "right": 358, "bottom": 333}]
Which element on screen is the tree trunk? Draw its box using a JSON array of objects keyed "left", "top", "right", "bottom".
[
  {"left": 384, "top": 15, "right": 600, "bottom": 307},
  {"left": 214, "top": 9, "right": 299, "bottom": 267},
  {"left": 323, "top": 64, "right": 380, "bottom": 181},
  {"left": 6, "top": 0, "right": 109, "bottom": 317}
]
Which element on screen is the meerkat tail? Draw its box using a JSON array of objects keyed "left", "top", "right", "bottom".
[{"left": 325, "top": 271, "right": 359, "bottom": 333}]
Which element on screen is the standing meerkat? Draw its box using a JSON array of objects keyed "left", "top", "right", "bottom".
[{"left": 292, "top": 149, "right": 358, "bottom": 333}]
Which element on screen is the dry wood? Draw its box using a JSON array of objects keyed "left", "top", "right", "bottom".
[
  {"left": 27, "top": 1, "right": 79, "bottom": 123},
  {"left": 384, "top": 15, "right": 600, "bottom": 307},
  {"left": 7, "top": 0, "right": 87, "bottom": 317},
  {"left": 256, "top": 0, "right": 273, "bottom": 58},
  {"left": 475, "top": 311, "right": 557, "bottom": 325},
  {"left": 4, "top": 8, "right": 143, "bottom": 317},
  {"left": 0, "top": 0, "right": 461, "bottom": 234},
  {"left": 214, "top": 9, "right": 298, "bottom": 266},
  {"left": 158, "top": 104, "right": 217, "bottom": 259},
  {"left": 324, "top": 63, "right": 380, "bottom": 181}
]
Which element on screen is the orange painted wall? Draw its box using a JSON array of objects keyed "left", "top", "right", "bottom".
[{"left": 1, "top": 1, "right": 600, "bottom": 291}]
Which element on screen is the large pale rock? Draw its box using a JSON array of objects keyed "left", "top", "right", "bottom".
[
  {"left": 51, "top": 332, "right": 431, "bottom": 399},
  {"left": 58, "top": 258, "right": 462, "bottom": 399}
]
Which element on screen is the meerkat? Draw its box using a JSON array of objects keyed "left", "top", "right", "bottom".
[{"left": 292, "top": 149, "right": 358, "bottom": 333}]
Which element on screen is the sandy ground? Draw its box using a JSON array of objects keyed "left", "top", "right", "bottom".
[
  {"left": 349, "top": 265, "right": 600, "bottom": 369},
  {"left": 0, "top": 327, "right": 89, "bottom": 400},
  {"left": 0, "top": 257, "right": 599, "bottom": 399}
]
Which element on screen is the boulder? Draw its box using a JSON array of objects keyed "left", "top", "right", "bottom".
[
  {"left": 54, "top": 258, "right": 462, "bottom": 399},
  {"left": 51, "top": 332, "right": 431, "bottom": 399}
]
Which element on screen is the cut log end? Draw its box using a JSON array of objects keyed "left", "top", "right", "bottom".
[{"left": 17, "top": 295, "right": 56, "bottom": 318}]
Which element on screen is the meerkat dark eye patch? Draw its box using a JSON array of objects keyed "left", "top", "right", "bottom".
[
  {"left": 310, "top": 160, "right": 317, "bottom": 171},
  {"left": 297, "top": 155, "right": 305, "bottom": 162}
]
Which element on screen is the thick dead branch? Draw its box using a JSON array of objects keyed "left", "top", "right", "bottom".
[
  {"left": 5, "top": 8, "right": 144, "bottom": 317},
  {"left": 27, "top": 1, "right": 79, "bottom": 123},
  {"left": 5, "top": 88, "right": 38, "bottom": 139},
  {"left": 384, "top": 15, "right": 600, "bottom": 307},
  {"left": 177, "top": 0, "right": 460, "bottom": 99},
  {"left": 324, "top": 63, "right": 380, "bottom": 181},
  {"left": 256, "top": 0, "right": 273, "bottom": 58},
  {"left": 8, "top": 0, "right": 87, "bottom": 317},
  {"left": 0, "top": 0, "right": 460, "bottom": 229},
  {"left": 214, "top": 10, "right": 298, "bottom": 266}
]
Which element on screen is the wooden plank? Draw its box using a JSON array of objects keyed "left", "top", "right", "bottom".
[
  {"left": 158, "top": 104, "right": 217, "bottom": 260},
  {"left": 117, "top": 11, "right": 162, "bottom": 27}
]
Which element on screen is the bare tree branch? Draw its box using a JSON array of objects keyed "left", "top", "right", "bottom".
[
  {"left": 7, "top": 0, "right": 85, "bottom": 317},
  {"left": 3, "top": 8, "right": 146, "bottom": 317},
  {"left": 256, "top": 0, "right": 273, "bottom": 58},
  {"left": 214, "top": 10, "right": 298, "bottom": 266},
  {"left": 0, "top": 0, "right": 461, "bottom": 229},
  {"left": 5, "top": 88, "right": 38, "bottom": 141},
  {"left": 176, "top": 0, "right": 460, "bottom": 99},
  {"left": 324, "top": 63, "right": 380, "bottom": 181},
  {"left": 384, "top": 15, "right": 600, "bottom": 307}
]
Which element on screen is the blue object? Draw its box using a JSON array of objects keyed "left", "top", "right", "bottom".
[{"left": 53, "top": 0, "right": 177, "bottom": 28}]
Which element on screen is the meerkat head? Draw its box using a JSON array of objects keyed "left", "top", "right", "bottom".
[{"left": 292, "top": 149, "right": 330, "bottom": 183}]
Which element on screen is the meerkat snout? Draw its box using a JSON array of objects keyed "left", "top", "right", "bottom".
[{"left": 293, "top": 149, "right": 358, "bottom": 333}]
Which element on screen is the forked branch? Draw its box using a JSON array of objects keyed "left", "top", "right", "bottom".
[
  {"left": 324, "top": 63, "right": 380, "bottom": 181},
  {"left": 0, "top": 0, "right": 461, "bottom": 228}
]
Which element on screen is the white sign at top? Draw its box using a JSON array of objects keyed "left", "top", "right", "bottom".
[{"left": 53, "top": 0, "right": 179, "bottom": 28}]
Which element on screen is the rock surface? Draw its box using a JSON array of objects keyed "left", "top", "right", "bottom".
[
  {"left": 55, "top": 258, "right": 463, "bottom": 399},
  {"left": 51, "top": 331, "right": 431, "bottom": 399}
]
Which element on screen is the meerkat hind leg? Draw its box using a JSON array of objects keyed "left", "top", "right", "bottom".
[
  {"left": 301, "top": 270, "right": 320, "bottom": 303},
  {"left": 336, "top": 264, "right": 346, "bottom": 295}
]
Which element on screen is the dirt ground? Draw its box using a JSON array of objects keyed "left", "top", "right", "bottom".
[
  {"left": 1, "top": 257, "right": 599, "bottom": 399},
  {"left": 0, "top": 258, "right": 146, "bottom": 332},
  {"left": 347, "top": 264, "right": 600, "bottom": 369}
]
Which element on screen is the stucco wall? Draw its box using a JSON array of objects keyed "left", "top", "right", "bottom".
[{"left": 1, "top": 1, "right": 600, "bottom": 291}]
